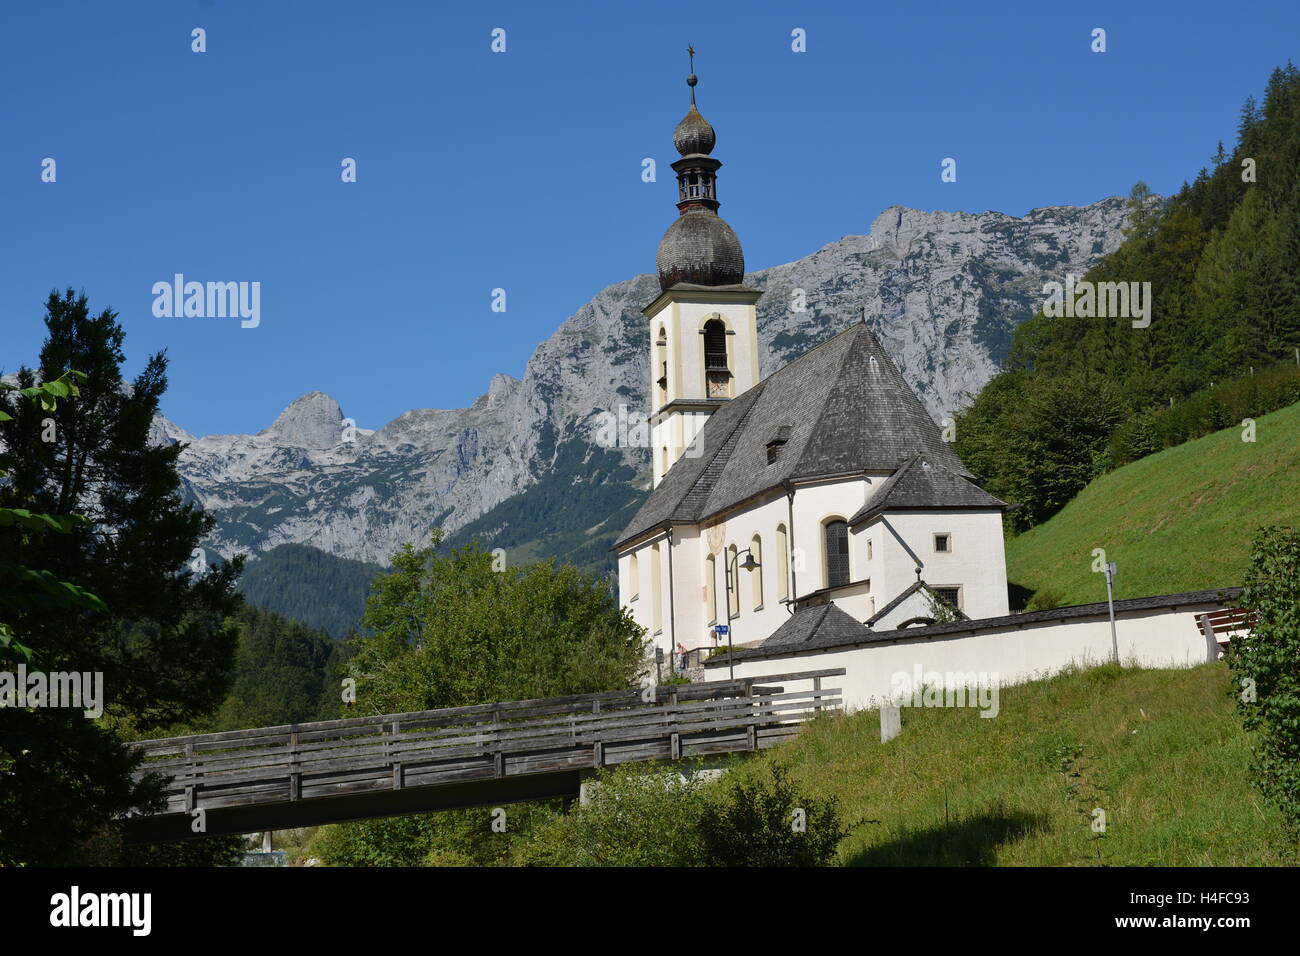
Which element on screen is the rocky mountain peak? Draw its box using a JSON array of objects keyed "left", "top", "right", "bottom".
[
  {"left": 487, "top": 373, "right": 520, "bottom": 407},
  {"left": 165, "top": 198, "right": 1140, "bottom": 568},
  {"left": 261, "top": 391, "right": 345, "bottom": 450}
]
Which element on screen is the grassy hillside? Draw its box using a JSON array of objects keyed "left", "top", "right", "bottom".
[
  {"left": 1004, "top": 400, "right": 1300, "bottom": 607},
  {"left": 731, "top": 663, "right": 1293, "bottom": 865}
]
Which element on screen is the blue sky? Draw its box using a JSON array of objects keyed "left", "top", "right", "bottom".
[{"left": 3, "top": 0, "right": 1297, "bottom": 437}]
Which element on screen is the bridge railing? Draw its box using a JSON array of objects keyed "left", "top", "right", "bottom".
[{"left": 128, "top": 669, "right": 843, "bottom": 816}]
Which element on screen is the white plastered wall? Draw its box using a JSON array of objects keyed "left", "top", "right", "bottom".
[{"left": 705, "top": 602, "right": 1221, "bottom": 712}]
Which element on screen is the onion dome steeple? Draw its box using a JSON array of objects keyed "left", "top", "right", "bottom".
[
  {"left": 655, "top": 48, "right": 745, "bottom": 291},
  {"left": 673, "top": 64, "right": 716, "bottom": 156}
]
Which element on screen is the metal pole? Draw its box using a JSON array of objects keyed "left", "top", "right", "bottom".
[
  {"left": 1105, "top": 562, "right": 1118, "bottom": 664},
  {"left": 725, "top": 553, "right": 734, "bottom": 680}
]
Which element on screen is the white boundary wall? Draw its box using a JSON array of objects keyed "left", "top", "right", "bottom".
[{"left": 706, "top": 600, "right": 1224, "bottom": 712}]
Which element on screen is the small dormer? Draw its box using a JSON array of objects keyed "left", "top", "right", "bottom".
[{"left": 766, "top": 425, "right": 792, "bottom": 464}]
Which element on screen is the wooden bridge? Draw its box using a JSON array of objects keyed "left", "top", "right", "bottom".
[{"left": 122, "top": 669, "right": 843, "bottom": 843}]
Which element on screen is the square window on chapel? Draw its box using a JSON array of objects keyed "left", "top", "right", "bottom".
[{"left": 934, "top": 533, "right": 951, "bottom": 553}]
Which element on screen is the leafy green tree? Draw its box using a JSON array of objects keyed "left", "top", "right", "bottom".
[
  {"left": 312, "top": 801, "right": 561, "bottom": 867},
  {"left": 238, "top": 543, "right": 381, "bottom": 639},
  {"left": 1226, "top": 526, "right": 1300, "bottom": 837},
  {"left": 214, "top": 606, "right": 338, "bottom": 731},
  {"left": 314, "top": 531, "right": 647, "bottom": 864},
  {"left": 0, "top": 370, "right": 104, "bottom": 664},
  {"left": 955, "top": 64, "right": 1300, "bottom": 535},
  {"left": 348, "top": 530, "right": 646, "bottom": 714},
  {"left": 1, "top": 290, "right": 243, "bottom": 864}
]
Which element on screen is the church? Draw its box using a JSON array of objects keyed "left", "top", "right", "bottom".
[{"left": 614, "top": 65, "right": 1011, "bottom": 669}]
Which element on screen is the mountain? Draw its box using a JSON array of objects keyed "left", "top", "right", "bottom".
[{"left": 157, "top": 199, "right": 1136, "bottom": 576}]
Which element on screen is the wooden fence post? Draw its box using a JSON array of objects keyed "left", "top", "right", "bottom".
[
  {"left": 288, "top": 726, "right": 301, "bottom": 801},
  {"left": 184, "top": 742, "right": 196, "bottom": 812},
  {"left": 391, "top": 719, "right": 403, "bottom": 790},
  {"left": 1200, "top": 613, "right": 1219, "bottom": 662},
  {"left": 746, "top": 680, "right": 757, "bottom": 752}
]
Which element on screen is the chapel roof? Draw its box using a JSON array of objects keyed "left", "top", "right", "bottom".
[
  {"left": 848, "top": 455, "right": 1007, "bottom": 527},
  {"left": 613, "top": 321, "right": 976, "bottom": 549}
]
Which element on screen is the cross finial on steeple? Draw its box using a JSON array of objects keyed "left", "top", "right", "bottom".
[{"left": 686, "top": 46, "right": 698, "bottom": 105}]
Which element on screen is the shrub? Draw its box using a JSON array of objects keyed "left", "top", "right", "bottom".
[
  {"left": 1026, "top": 588, "right": 1065, "bottom": 612},
  {"left": 698, "top": 762, "right": 847, "bottom": 866},
  {"left": 515, "top": 762, "right": 709, "bottom": 866},
  {"left": 515, "top": 759, "right": 849, "bottom": 867},
  {"left": 1226, "top": 526, "right": 1300, "bottom": 837}
]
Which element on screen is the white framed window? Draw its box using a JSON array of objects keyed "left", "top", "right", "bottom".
[
  {"left": 651, "top": 544, "right": 663, "bottom": 634},
  {"left": 775, "top": 524, "right": 789, "bottom": 603},
  {"left": 823, "top": 518, "right": 850, "bottom": 588},
  {"left": 705, "top": 554, "right": 716, "bottom": 624},
  {"left": 933, "top": 586, "right": 962, "bottom": 612}
]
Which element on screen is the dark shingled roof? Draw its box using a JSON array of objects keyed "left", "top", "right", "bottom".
[
  {"left": 656, "top": 209, "right": 745, "bottom": 290},
  {"left": 613, "top": 322, "right": 971, "bottom": 549},
  {"left": 849, "top": 456, "right": 1006, "bottom": 527},
  {"left": 862, "top": 579, "right": 968, "bottom": 627},
  {"left": 673, "top": 103, "right": 716, "bottom": 156},
  {"left": 764, "top": 603, "right": 872, "bottom": 648},
  {"left": 702, "top": 587, "right": 1245, "bottom": 666}
]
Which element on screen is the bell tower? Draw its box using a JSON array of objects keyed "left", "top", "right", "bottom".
[{"left": 646, "top": 49, "right": 762, "bottom": 488}]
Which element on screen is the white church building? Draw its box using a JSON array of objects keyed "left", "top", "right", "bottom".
[{"left": 614, "top": 66, "right": 1011, "bottom": 669}]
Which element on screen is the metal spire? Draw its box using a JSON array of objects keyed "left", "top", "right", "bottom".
[{"left": 687, "top": 45, "right": 698, "bottom": 105}]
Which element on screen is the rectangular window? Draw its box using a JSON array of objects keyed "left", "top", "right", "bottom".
[
  {"left": 934, "top": 587, "right": 961, "bottom": 610},
  {"left": 934, "top": 533, "right": 951, "bottom": 553}
]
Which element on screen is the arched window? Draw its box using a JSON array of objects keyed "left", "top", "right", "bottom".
[
  {"left": 703, "top": 319, "right": 730, "bottom": 398},
  {"left": 824, "top": 519, "right": 849, "bottom": 588},
  {"left": 750, "top": 534, "right": 763, "bottom": 610},
  {"left": 651, "top": 544, "right": 663, "bottom": 633},
  {"left": 775, "top": 524, "right": 789, "bottom": 603},
  {"left": 661, "top": 446, "right": 669, "bottom": 476},
  {"left": 705, "top": 554, "right": 716, "bottom": 623},
  {"left": 726, "top": 544, "right": 739, "bottom": 616},
  {"left": 628, "top": 552, "right": 640, "bottom": 601}
]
